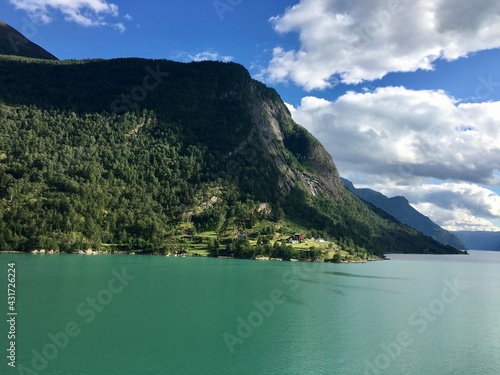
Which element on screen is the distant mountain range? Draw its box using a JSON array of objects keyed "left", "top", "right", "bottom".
[
  {"left": 342, "top": 178, "right": 466, "bottom": 249},
  {"left": 0, "top": 21, "right": 57, "bottom": 60},
  {"left": 453, "top": 231, "right": 500, "bottom": 251}
]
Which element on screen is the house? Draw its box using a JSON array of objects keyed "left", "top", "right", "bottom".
[
  {"left": 237, "top": 233, "right": 247, "bottom": 240},
  {"left": 287, "top": 233, "right": 304, "bottom": 244}
]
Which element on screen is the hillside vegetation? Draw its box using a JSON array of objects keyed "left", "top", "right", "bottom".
[{"left": 0, "top": 56, "right": 464, "bottom": 259}]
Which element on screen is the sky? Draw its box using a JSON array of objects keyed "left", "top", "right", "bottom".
[{"left": 1, "top": 0, "right": 500, "bottom": 232}]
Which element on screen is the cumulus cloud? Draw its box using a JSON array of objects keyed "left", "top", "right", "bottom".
[
  {"left": 288, "top": 87, "right": 500, "bottom": 230},
  {"left": 9, "top": 0, "right": 123, "bottom": 29},
  {"left": 262, "top": 0, "right": 500, "bottom": 89},
  {"left": 289, "top": 87, "right": 500, "bottom": 185}
]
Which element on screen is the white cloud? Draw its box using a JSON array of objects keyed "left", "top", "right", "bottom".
[
  {"left": 188, "top": 51, "right": 234, "bottom": 62},
  {"left": 289, "top": 87, "right": 500, "bottom": 184},
  {"left": 113, "top": 22, "right": 125, "bottom": 33},
  {"left": 288, "top": 87, "right": 500, "bottom": 230},
  {"left": 262, "top": 0, "right": 500, "bottom": 89},
  {"left": 10, "top": 0, "right": 121, "bottom": 28},
  {"left": 412, "top": 202, "right": 499, "bottom": 232}
]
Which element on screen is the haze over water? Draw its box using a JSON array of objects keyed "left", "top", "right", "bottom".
[{"left": 1, "top": 251, "right": 499, "bottom": 375}]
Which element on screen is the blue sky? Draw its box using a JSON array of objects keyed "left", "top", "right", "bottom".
[{"left": 2, "top": 0, "right": 500, "bottom": 231}]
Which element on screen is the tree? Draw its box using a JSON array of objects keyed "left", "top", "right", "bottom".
[
  {"left": 309, "top": 246, "right": 321, "bottom": 261},
  {"left": 207, "top": 238, "right": 215, "bottom": 251},
  {"left": 333, "top": 251, "right": 342, "bottom": 263}
]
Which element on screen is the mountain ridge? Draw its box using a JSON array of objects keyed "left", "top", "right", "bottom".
[
  {"left": 453, "top": 231, "right": 500, "bottom": 251},
  {"left": 342, "top": 178, "right": 466, "bottom": 249},
  {"left": 0, "top": 42, "right": 464, "bottom": 257},
  {"left": 0, "top": 21, "right": 57, "bottom": 60}
]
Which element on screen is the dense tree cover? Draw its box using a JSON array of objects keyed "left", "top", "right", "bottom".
[
  {"left": 0, "top": 56, "right": 464, "bottom": 256},
  {"left": 1, "top": 106, "right": 200, "bottom": 251}
]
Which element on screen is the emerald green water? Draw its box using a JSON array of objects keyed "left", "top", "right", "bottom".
[{"left": 1, "top": 251, "right": 499, "bottom": 374}]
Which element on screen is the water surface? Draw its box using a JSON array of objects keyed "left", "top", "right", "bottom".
[{"left": 1, "top": 251, "right": 499, "bottom": 374}]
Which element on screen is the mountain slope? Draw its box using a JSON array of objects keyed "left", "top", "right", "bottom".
[
  {"left": 0, "top": 21, "right": 57, "bottom": 60},
  {"left": 342, "top": 178, "right": 466, "bottom": 249},
  {"left": 0, "top": 56, "right": 463, "bottom": 257},
  {"left": 453, "top": 231, "right": 500, "bottom": 250}
]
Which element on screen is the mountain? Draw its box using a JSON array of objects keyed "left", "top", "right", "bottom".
[
  {"left": 453, "top": 231, "right": 500, "bottom": 251},
  {"left": 342, "top": 178, "right": 466, "bottom": 249},
  {"left": 0, "top": 21, "right": 57, "bottom": 60},
  {"left": 0, "top": 54, "right": 464, "bottom": 257}
]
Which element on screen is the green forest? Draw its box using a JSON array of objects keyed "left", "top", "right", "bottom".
[{"left": 0, "top": 55, "right": 464, "bottom": 259}]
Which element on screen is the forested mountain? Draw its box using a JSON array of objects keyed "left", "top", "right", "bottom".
[
  {"left": 0, "top": 52, "right": 464, "bottom": 257},
  {"left": 0, "top": 21, "right": 57, "bottom": 60},
  {"left": 342, "top": 178, "right": 466, "bottom": 249}
]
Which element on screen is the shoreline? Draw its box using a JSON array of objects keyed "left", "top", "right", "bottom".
[
  {"left": 1, "top": 250, "right": 468, "bottom": 261},
  {"left": 0, "top": 249, "right": 385, "bottom": 263}
]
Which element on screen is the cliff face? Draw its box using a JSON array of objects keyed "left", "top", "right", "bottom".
[
  {"left": 246, "top": 85, "right": 344, "bottom": 199},
  {"left": 0, "top": 21, "right": 57, "bottom": 60}
]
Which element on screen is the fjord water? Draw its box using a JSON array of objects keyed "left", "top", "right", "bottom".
[{"left": 1, "top": 251, "right": 499, "bottom": 375}]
